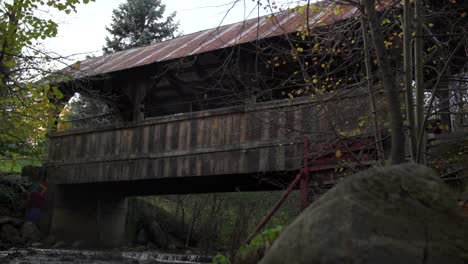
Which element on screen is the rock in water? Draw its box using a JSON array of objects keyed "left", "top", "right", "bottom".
[
  {"left": 71, "top": 240, "right": 87, "bottom": 249},
  {"left": 52, "top": 241, "right": 68, "bottom": 248},
  {"left": 30, "top": 242, "right": 43, "bottom": 247},
  {"left": 260, "top": 164, "right": 468, "bottom": 264},
  {"left": 136, "top": 228, "right": 149, "bottom": 245},
  {"left": 42, "top": 235, "right": 56, "bottom": 247},
  {"left": 146, "top": 221, "right": 169, "bottom": 249}
]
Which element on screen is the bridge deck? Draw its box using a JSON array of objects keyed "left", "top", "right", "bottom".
[{"left": 46, "top": 94, "right": 367, "bottom": 190}]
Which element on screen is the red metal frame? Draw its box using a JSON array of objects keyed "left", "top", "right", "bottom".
[
  {"left": 245, "top": 136, "right": 377, "bottom": 244},
  {"left": 299, "top": 136, "right": 377, "bottom": 209}
]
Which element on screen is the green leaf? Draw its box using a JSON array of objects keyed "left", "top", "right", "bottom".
[
  {"left": 52, "top": 86, "right": 64, "bottom": 99},
  {"left": 382, "top": 18, "right": 391, "bottom": 25}
]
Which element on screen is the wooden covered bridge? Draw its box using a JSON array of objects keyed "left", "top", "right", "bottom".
[
  {"left": 46, "top": 2, "right": 375, "bottom": 189},
  {"left": 44, "top": 2, "right": 395, "bottom": 246},
  {"left": 44, "top": 0, "right": 468, "bottom": 246}
]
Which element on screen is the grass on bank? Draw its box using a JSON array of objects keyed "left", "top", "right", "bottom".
[{"left": 0, "top": 158, "right": 41, "bottom": 174}]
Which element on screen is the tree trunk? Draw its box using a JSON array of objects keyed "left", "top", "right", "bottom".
[
  {"left": 363, "top": 0, "right": 405, "bottom": 164},
  {"left": 414, "top": 0, "right": 426, "bottom": 162},
  {"left": 185, "top": 198, "right": 199, "bottom": 247},
  {"left": 360, "top": 15, "right": 385, "bottom": 162},
  {"left": 403, "top": 0, "right": 417, "bottom": 160},
  {"left": 414, "top": 0, "right": 425, "bottom": 135}
]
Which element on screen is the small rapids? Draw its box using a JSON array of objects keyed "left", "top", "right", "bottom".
[{"left": 0, "top": 248, "right": 212, "bottom": 264}]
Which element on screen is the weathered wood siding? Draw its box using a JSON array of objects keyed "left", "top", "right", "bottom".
[{"left": 46, "top": 95, "right": 367, "bottom": 184}]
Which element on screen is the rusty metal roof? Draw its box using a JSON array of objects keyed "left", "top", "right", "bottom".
[{"left": 72, "top": 1, "right": 359, "bottom": 79}]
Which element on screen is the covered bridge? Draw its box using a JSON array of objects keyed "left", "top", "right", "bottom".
[
  {"left": 44, "top": 0, "right": 468, "bottom": 246},
  {"left": 44, "top": 1, "right": 378, "bottom": 246},
  {"left": 46, "top": 1, "right": 373, "bottom": 190}
]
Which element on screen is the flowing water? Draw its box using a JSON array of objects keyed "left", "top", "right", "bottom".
[{"left": 0, "top": 248, "right": 212, "bottom": 264}]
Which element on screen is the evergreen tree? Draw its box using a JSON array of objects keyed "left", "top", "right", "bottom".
[{"left": 103, "top": 0, "right": 179, "bottom": 53}]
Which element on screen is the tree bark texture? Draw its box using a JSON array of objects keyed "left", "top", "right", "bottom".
[
  {"left": 403, "top": 0, "right": 417, "bottom": 160},
  {"left": 414, "top": 0, "right": 425, "bottom": 136},
  {"left": 360, "top": 15, "right": 385, "bottom": 162},
  {"left": 363, "top": 0, "right": 405, "bottom": 164}
]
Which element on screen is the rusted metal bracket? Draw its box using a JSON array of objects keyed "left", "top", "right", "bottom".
[
  {"left": 245, "top": 136, "right": 311, "bottom": 244},
  {"left": 244, "top": 171, "right": 302, "bottom": 244}
]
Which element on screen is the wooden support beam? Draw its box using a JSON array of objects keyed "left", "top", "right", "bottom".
[{"left": 120, "top": 78, "right": 159, "bottom": 121}]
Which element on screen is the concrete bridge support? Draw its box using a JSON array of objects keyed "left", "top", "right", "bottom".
[{"left": 48, "top": 185, "right": 128, "bottom": 247}]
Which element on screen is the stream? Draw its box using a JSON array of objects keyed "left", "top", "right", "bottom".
[{"left": 0, "top": 248, "right": 213, "bottom": 264}]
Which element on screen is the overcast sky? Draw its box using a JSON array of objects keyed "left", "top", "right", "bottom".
[{"left": 42, "top": 0, "right": 296, "bottom": 61}]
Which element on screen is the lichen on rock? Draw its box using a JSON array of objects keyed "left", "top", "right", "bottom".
[{"left": 260, "top": 164, "right": 468, "bottom": 264}]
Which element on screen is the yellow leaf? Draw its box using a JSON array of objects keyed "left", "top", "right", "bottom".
[
  {"left": 335, "top": 150, "right": 343, "bottom": 158},
  {"left": 333, "top": 7, "right": 343, "bottom": 15}
]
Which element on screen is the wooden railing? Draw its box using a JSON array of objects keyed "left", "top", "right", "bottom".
[{"left": 46, "top": 94, "right": 367, "bottom": 184}]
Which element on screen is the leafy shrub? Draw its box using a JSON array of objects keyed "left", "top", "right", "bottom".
[
  {"left": 230, "top": 225, "right": 284, "bottom": 264},
  {"left": 212, "top": 253, "right": 231, "bottom": 264},
  {"left": 0, "top": 173, "right": 31, "bottom": 214},
  {"left": 239, "top": 225, "right": 284, "bottom": 257},
  {"left": 211, "top": 226, "right": 284, "bottom": 264}
]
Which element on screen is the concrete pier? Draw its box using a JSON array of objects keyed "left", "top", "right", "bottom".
[{"left": 49, "top": 185, "right": 127, "bottom": 247}]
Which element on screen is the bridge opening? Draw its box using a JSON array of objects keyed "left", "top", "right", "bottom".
[{"left": 124, "top": 191, "right": 301, "bottom": 252}]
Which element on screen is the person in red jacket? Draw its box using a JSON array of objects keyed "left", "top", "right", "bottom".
[{"left": 26, "top": 182, "right": 48, "bottom": 225}]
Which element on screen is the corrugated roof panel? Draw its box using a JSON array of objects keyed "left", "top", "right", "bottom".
[
  {"left": 122, "top": 39, "right": 178, "bottom": 67},
  {"left": 105, "top": 45, "right": 158, "bottom": 73},
  {"left": 189, "top": 23, "right": 247, "bottom": 56},
  {"left": 167, "top": 25, "right": 237, "bottom": 60},
  {"left": 71, "top": 1, "right": 360, "bottom": 79},
  {"left": 148, "top": 29, "right": 213, "bottom": 62},
  {"left": 225, "top": 16, "right": 267, "bottom": 46},
  {"left": 93, "top": 48, "right": 144, "bottom": 73},
  {"left": 257, "top": 11, "right": 299, "bottom": 40},
  {"left": 132, "top": 37, "right": 189, "bottom": 66}
]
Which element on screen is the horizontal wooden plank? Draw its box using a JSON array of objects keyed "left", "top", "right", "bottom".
[
  {"left": 46, "top": 93, "right": 372, "bottom": 184},
  {"left": 46, "top": 140, "right": 298, "bottom": 166},
  {"left": 49, "top": 92, "right": 365, "bottom": 138}
]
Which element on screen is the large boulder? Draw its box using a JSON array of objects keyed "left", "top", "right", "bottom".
[
  {"left": 146, "top": 220, "right": 169, "bottom": 249},
  {"left": 127, "top": 197, "right": 194, "bottom": 248},
  {"left": 0, "top": 216, "right": 23, "bottom": 227},
  {"left": 135, "top": 228, "right": 149, "bottom": 245},
  {"left": 21, "top": 221, "right": 41, "bottom": 242},
  {"left": 0, "top": 223, "right": 24, "bottom": 245},
  {"left": 260, "top": 164, "right": 468, "bottom": 264}
]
